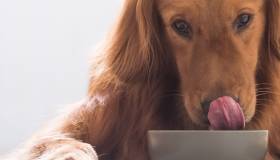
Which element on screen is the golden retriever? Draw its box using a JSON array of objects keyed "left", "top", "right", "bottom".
[{"left": 12, "top": 0, "right": 280, "bottom": 159}]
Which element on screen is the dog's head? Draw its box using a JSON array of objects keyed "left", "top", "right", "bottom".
[
  {"left": 157, "top": 0, "right": 280, "bottom": 129},
  {"left": 106, "top": 0, "right": 280, "bottom": 129}
]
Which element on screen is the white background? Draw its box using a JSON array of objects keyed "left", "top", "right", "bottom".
[{"left": 0, "top": 0, "right": 122, "bottom": 154}]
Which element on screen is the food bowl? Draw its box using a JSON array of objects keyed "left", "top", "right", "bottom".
[{"left": 148, "top": 130, "right": 268, "bottom": 160}]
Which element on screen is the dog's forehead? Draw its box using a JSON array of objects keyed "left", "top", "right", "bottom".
[{"left": 156, "top": 0, "right": 264, "bottom": 13}]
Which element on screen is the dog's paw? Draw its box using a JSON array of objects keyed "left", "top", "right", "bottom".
[
  {"left": 37, "top": 142, "right": 98, "bottom": 160},
  {"left": 264, "top": 152, "right": 275, "bottom": 160}
]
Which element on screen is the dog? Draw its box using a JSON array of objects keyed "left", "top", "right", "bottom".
[{"left": 13, "top": 0, "right": 280, "bottom": 159}]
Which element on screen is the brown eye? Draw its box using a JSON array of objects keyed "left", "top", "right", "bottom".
[
  {"left": 234, "top": 14, "right": 253, "bottom": 31},
  {"left": 172, "top": 20, "right": 192, "bottom": 38}
]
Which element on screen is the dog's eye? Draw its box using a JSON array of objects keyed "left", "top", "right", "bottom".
[
  {"left": 172, "top": 20, "right": 192, "bottom": 38},
  {"left": 234, "top": 14, "right": 252, "bottom": 31}
]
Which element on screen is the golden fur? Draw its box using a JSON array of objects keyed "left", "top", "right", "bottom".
[{"left": 12, "top": 0, "right": 280, "bottom": 159}]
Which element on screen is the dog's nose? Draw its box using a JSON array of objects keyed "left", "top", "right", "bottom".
[{"left": 201, "top": 100, "right": 211, "bottom": 116}]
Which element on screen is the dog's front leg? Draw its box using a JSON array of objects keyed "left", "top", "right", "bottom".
[
  {"left": 11, "top": 101, "right": 102, "bottom": 160},
  {"left": 265, "top": 152, "right": 278, "bottom": 160},
  {"left": 23, "top": 135, "right": 98, "bottom": 160}
]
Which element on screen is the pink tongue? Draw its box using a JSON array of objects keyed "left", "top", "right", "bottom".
[{"left": 208, "top": 96, "right": 245, "bottom": 130}]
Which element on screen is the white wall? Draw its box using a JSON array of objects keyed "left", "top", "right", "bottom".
[{"left": 0, "top": 0, "right": 122, "bottom": 154}]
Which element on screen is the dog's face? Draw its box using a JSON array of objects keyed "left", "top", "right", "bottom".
[{"left": 157, "top": 0, "right": 266, "bottom": 127}]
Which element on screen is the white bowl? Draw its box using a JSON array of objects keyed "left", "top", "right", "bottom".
[{"left": 148, "top": 130, "right": 268, "bottom": 160}]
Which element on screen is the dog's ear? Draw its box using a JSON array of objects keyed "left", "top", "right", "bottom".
[
  {"left": 266, "top": 0, "right": 280, "bottom": 60},
  {"left": 104, "top": 0, "right": 171, "bottom": 83}
]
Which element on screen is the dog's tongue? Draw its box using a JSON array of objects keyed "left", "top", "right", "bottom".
[{"left": 208, "top": 96, "right": 245, "bottom": 130}]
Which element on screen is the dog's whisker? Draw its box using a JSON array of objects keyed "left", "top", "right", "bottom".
[
  {"left": 257, "top": 87, "right": 272, "bottom": 89},
  {"left": 257, "top": 89, "right": 273, "bottom": 92},
  {"left": 256, "top": 93, "right": 270, "bottom": 97},
  {"left": 256, "top": 92, "right": 280, "bottom": 97},
  {"left": 255, "top": 83, "right": 273, "bottom": 86}
]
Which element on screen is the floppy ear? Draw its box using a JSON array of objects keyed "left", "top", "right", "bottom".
[
  {"left": 266, "top": 0, "right": 280, "bottom": 60},
  {"left": 105, "top": 0, "right": 172, "bottom": 83}
]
